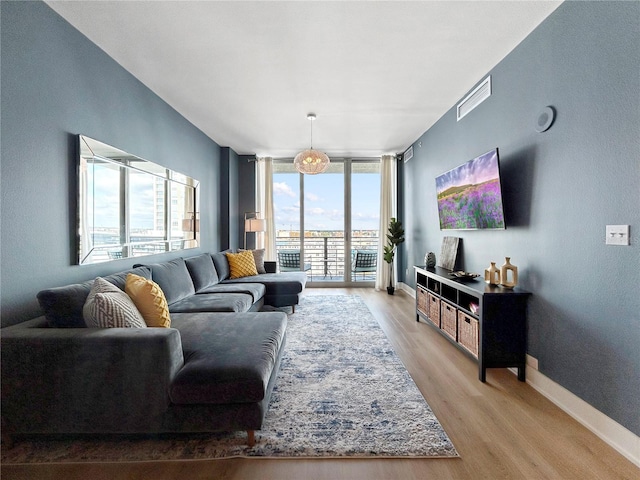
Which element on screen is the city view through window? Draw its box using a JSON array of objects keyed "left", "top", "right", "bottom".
[{"left": 273, "top": 161, "right": 380, "bottom": 281}]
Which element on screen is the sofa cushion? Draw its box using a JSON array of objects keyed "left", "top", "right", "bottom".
[
  {"left": 83, "top": 278, "right": 147, "bottom": 328},
  {"left": 226, "top": 250, "right": 258, "bottom": 279},
  {"left": 168, "top": 293, "right": 254, "bottom": 313},
  {"left": 211, "top": 250, "right": 232, "bottom": 281},
  {"left": 125, "top": 274, "right": 171, "bottom": 328},
  {"left": 144, "top": 258, "right": 196, "bottom": 305},
  {"left": 197, "top": 283, "right": 265, "bottom": 303},
  {"left": 103, "top": 266, "right": 152, "bottom": 291},
  {"left": 222, "top": 272, "right": 307, "bottom": 296},
  {"left": 37, "top": 266, "right": 152, "bottom": 328},
  {"left": 169, "top": 312, "right": 287, "bottom": 404},
  {"left": 184, "top": 253, "right": 219, "bottom": 292}
]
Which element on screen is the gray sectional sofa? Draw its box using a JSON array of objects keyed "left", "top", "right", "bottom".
[{"left": 0, "top": 251, "right": 307, "bottom": 447}]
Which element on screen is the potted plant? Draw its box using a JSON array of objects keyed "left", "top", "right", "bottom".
[{"left": 383, "top": 217, "right": 405, "bottom": 295}]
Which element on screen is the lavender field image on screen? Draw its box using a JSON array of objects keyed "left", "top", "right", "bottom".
[{"left": 436, "top": 150, "right": 505, "bottom": 230}]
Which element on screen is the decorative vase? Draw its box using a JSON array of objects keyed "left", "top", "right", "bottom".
[
  {"left": 484, "top": 262, "right": 500, "bottom": 285},
  {"left": 425, "top": 252, "right": 436, "bottom": 268},
  {"left": 500, "top": 257, "right": 518, "bottom": 289}
]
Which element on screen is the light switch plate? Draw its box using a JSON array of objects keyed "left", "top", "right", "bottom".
[{"left": 605, "top": 225, "right": 630, "bottom": 245}]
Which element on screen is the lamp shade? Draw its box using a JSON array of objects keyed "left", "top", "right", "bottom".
[
  {"left": 245, "top": 218, "right": 266, "bottom": 233},
  {"left": 181, "top": 218, "right": 200, "bottom": 232},
  {"left": 294, "top": 149, "right": 330, "bottom": 175}
]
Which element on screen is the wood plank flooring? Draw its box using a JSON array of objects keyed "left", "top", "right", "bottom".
[{"left": 2, "top": 288, "right": 638, "bottom": 480}]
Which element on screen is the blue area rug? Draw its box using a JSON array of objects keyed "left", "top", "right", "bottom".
[{"left": 2, "top": 295, "right": 458, "bottom": 462}]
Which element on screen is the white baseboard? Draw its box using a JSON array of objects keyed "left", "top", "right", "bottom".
[
  {"left": 403, "top": 285, "right": 638, "bottom": 467},
  {"left": 524, "top": 360, "right": 639, "bottom": 468},
  {"left": 398, "top": 282, "right": 414, "bottom": 297}
]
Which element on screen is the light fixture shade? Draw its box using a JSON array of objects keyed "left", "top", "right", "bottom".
[
  {"left": 245, "top": 218, "right": 266, "bottom": 232},
  {"left": 294, "top": 149, "right": 330, "bottom": 175}
]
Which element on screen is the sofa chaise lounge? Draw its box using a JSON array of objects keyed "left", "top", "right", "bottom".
[{"left": 1, "top": 250, "right": 307, "bottom": 447}]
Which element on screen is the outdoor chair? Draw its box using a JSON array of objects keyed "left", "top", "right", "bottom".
[
  {"left": 352, "top": 250, "right": 377, "bottom": 280},
  {"left": 277, "top": 250, "right": 312, "bottom": 278}
]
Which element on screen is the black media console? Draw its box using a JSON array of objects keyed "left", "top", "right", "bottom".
[{"left": 414, "top": 265, "right": 530, "bottom": 382}]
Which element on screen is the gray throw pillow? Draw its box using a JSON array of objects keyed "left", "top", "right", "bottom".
[
  {"left": 83, "top": 277, "right": 147, "bottom": 328},
  {"left": 240, "top": 248, "right": 266, "bottom": 274}
]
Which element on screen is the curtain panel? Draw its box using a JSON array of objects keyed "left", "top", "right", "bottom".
[
  {"left": 256, "top": 157, "right": 276, "bottom": 260},
  {"left": 375, "top": 154, "right": 397, "bottom": 291}
]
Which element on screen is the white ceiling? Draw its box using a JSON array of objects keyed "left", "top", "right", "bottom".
[{"left": 46, "top": 1, "right": 562, "bottom": 159}]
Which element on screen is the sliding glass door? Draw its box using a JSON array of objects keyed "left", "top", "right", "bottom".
[
  {"left": 350, "top": 161, "right": 381, "bottom": 282},
  {"left": 272, "top": 159, "right": 380, "bottom": 285},
  {"left": 303, "top": 162, "right": 344, "bottom": 281}
]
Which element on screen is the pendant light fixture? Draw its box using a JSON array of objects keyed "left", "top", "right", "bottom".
[{"left": 294, "top": 113, "right": 330, "bottom": 175}]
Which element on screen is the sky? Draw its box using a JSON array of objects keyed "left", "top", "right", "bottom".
[
  {"left": 273, "top": 171, "right": 380, "bottom": 232},
  {"left": 435, "top": 149, "right": 500, "bottom": 194},
  {"left": 88, "top": 162, "right": 381, "bottom": 234}
]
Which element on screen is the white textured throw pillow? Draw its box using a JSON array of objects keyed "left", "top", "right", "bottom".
[{"left": 83, "top": 277, "right": 147, "bottom": 328}]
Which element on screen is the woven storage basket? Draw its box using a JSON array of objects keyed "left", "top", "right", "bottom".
[
  {"left": 428, "top": 292, "right": 440, "bottom": 327},
  {"left": 458, "top": 311, "right": 479, "bottom": 357},
  {"left": 440, "top": 301, "right": 457, "bottom": 340},
  {"left": 417, "top": 286, "right": 428, "bottom": 315}
]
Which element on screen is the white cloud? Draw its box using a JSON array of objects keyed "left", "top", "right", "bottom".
[
  {"left": 353, "top": 212, "right": 379, "bottom": 221},
  {"left": 273, "top": 182, "right": 296, "bottom": 198},
  {"left": 306, "top": 192, "right": 321, "bottom": 202},
  {"left": 308, "top": 207, "right": 326, "bottom": 216}
]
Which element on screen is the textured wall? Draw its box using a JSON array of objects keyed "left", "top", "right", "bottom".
[
  {"left": 400, "top": 1, "right": 639, "bottom": 435},
  {"left": 1, "top": 2, "right": 222, "bottom": 326}
]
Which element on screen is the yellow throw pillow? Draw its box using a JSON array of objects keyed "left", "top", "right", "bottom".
[
  {"left": 125, "top": 273, "right": 171, "bottom": 328},
  {"left": 226, "top": 250, "right": 258, "bottom": 279}
]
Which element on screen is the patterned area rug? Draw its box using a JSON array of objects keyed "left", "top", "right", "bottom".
[{"left": 2, "top": 295, "right": 458, "bottom": 463}]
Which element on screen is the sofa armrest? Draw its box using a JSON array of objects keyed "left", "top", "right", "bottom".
[
  {"left": 1, "top": 318, "right": 185, "bottom": 433},
  {"left": 264, "top": 261, "right": 277, "bottom": 274}
]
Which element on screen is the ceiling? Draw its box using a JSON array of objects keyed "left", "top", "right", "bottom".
[{"left": 46, "top": 1, "right": 562, "bottom": 159}]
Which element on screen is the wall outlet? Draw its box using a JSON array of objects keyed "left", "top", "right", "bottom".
[{"left": 605, "top": 225, "right": 630, "bottom": 246}]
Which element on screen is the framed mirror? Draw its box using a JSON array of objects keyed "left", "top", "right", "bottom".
[{"left": 78, "top": 135, "right": 199, "bottom": 265}]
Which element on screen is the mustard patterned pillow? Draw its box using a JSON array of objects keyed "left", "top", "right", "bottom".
[
  {"left": 226, "top": 250, "right": 259, "bottom": 279},
  {"left": 125, "top": 273, "right": 171, "bottom": 328}
]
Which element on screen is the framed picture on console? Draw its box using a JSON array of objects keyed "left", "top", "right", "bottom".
[{"left": 438, "top": 236, "right": 460, "bottom": 271}]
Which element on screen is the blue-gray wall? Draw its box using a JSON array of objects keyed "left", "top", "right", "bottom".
[
  {"left": 1, "top": 1, "right": 223, "bottom": 326},
  {"left": 400, "top": 1, "right": 639, "bottom": 435},
  {"left": 238, "top": 156, "right": 258, "bottom": 249}
]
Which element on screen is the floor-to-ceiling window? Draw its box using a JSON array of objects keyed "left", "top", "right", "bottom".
[
  {"left": 350, "top": 161, "right": 381, "bottom": 282},
  {"left": 272, "top": 159, "right": 380, "bottom": 285}
]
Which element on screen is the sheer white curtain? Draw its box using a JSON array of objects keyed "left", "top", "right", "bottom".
[
  {"left": 256, "top": 156, "right": 276, "bottom": 260},
  {"left": 375, "top": 154, "right": 397, "bottom": 291}
]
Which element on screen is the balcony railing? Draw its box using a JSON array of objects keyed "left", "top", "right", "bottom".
[{"left": 276, "top": 235, "right": 378, "bottom": 281}]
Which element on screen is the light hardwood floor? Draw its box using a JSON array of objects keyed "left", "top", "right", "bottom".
[{"left": 2, "top": 288, "right": 638, "bottom": 480}]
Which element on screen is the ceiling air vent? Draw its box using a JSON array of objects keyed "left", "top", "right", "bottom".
[
  {"left": 403, "top": 146, "right": 414, "bottom": 163},
  {"left": 457, "top": 76, "right": 491, "bottom": 121}
]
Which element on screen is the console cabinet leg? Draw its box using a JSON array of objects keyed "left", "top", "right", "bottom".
[
  {"left": 247, "top": 430, "right": 255, "bottom": 447},
  {"left": 518, "top": 366, "right": 526, "bottom": 382}
]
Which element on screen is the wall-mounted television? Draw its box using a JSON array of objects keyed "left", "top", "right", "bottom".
[{"left": 435, "top": 148, "right": 506, "bottom": 230}]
